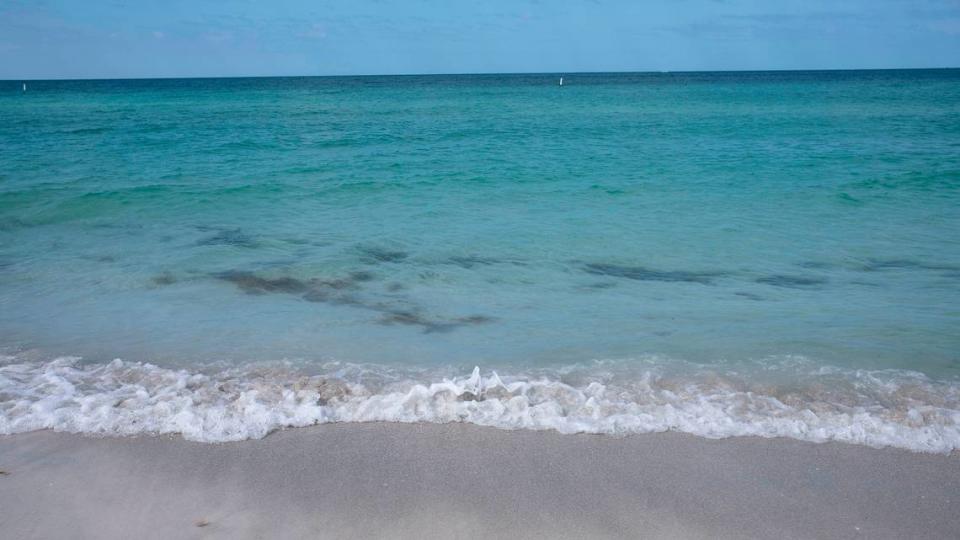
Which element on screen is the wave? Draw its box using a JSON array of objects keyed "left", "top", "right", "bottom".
[{"left": 1, "top": 355, "right": 958, "bottom": 452}]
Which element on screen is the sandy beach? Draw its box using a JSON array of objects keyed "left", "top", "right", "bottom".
[
  {"left": 5, "top": 2, "right": 960, "bottom": 539},
  {"left": 1, "top": 424, "right": 957, "bottom": 539}
]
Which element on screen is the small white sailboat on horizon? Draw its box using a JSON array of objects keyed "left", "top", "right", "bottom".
[{"left": 559, "top": 76, "right": 563, "bottom": 87}]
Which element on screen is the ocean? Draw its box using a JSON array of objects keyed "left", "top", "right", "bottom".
[{"left": 1, "top": 70, "right": 959, "bottom": 451}]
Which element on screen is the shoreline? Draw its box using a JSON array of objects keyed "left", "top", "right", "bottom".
[
  {"left": 2, "top": 423, "right": 958, "bottom": 539},
  {"left": 4, "top": 355, "right": 959, "bottom": 452}
]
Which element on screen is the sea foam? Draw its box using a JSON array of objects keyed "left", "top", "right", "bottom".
[{"left": 1, "top": 355, "right": 958, "bottom": 452}]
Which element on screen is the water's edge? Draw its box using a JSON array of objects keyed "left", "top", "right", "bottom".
[{"left": 2, "top": 355, "right": 958, "bottom": 453}]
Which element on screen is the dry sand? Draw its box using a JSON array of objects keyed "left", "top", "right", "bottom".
[{"left": 1, "top": 423, "right": 958, "bottom": 539}]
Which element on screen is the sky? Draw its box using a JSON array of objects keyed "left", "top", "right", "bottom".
[{"left": 1, "top": 0, "right": 959, "bottom": 79}]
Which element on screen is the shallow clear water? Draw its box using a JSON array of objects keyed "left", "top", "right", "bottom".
[{"left": 2, "top": 71, "right": 959, "bottom": 449}]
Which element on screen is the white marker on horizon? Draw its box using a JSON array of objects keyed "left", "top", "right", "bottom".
[
  {"left": 559, "top": 76, "right": 563, "bottom": 87},
  {"left": 23, "top": 83, "right": 27, "bottom": 92}
]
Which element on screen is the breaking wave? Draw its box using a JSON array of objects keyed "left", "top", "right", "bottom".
[{"left": 1, "top": 355, "right": 959, "bottom": 453}]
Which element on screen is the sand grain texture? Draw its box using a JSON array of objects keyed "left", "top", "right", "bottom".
[{"left": 1, "top": 423, "right": 958, "bottom": 539}]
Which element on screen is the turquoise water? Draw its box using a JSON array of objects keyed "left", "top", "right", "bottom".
[{"left": 2, "top": 71, "right": 960, "bottom": 449}]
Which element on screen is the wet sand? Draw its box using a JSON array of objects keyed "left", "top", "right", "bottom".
[{"left": 0, "top": 423, "right": 957, "bottom": 539}]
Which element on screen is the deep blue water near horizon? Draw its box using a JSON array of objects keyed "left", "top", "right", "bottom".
[{"left": 2, "top": 70, "right": 959, "bottom": 449}]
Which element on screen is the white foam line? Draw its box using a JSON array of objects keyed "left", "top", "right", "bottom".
[{"left": 1, "top": 357, "right": 959, "bottom": 452}]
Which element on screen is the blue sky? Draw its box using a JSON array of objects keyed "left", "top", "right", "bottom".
[{"left": 1, "top": 0, "right": 959, "bottom": 79}]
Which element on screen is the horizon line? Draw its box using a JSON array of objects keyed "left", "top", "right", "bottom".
[{"left": 3, "top": 66, "right": 959, "bottom": 83}]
